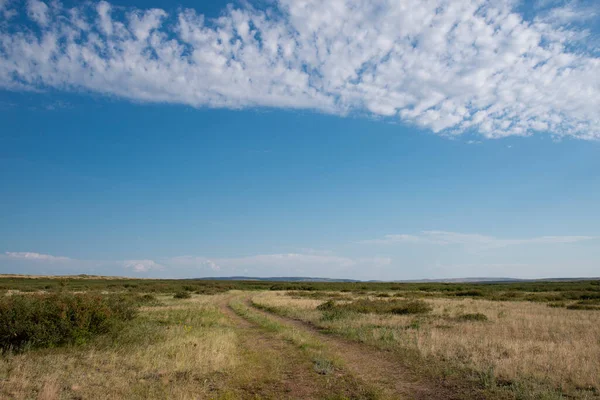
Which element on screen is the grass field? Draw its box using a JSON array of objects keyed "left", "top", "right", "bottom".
[{"left": 1, "top": 276, "right": 599, "bottom": 399}]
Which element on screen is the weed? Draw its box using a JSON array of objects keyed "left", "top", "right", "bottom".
[
  {"left": 317, "top": 300, "right": 337, "bottom": 311},
  {"left": 321, "top": 309, "right": 352, "bottom": 321},
  {"left": 313, "top": 357, "right": 335, "bottom": 375},
  {"left": 478, "top": 366, "right": 496, "bottom": 389},
  {"left": 408, "top": 319, "right": 421, "bottom": 330}
]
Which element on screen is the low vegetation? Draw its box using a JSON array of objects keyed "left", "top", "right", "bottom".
[
  {"left": 252, "top": 290, "right": 600, "bottom": 399},
  {"left": 0, "top": 275, "right": 598, "bottom": 399},
  {"left": 2, "top": 275, "right": 599, "bottom": 304}
]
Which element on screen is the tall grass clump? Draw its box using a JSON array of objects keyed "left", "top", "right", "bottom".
[{"left": 0, "top": 293, "right": 136, "bottom": 352}]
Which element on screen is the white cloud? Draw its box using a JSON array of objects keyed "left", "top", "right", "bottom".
[
  {"left": 4, "top": 251, "right": 71, "bottom": 261},
  {"left": 168, "top": 256, "right": 221, "bottom": 271},
  {"left": 362, "top": 230, "right": 594, "bottom": 250},
  {"left": 0, "top": 0, "right": 13, "bottom": 18},
  {"left": 122, "top": 259, "right": 163, "bottom": 273},
  {"left": 1, "top": 251, "right": 387, "bottom": 276},
  {"left": 535, "top": 1, "right": 597, "bottom": 25},
  {"left": 26, "top": 0, "right": 49, "bottom": 26},
  {"left": 544, "top": 5, "right": 595, "bottom": 24},
  {"left": 1, "top": 246, "right": 598, "bottom": 279},
  {"left": 218, "top": 253, "right": 359, "bottom": 269},
  {"left": 0, "top": 0, "right": 598, "bottom": 139}
]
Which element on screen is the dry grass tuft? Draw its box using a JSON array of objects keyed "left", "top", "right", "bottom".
[
  {"left": 0, "top": 295, "right": 241, "bottom": 400},
  {"left": 36, "top": 379, "right": 59, "bottom": 400}
]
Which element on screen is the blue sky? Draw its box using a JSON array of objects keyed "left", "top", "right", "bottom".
[{"left": 0, "top": 0, "right": 599, "bottom": 279}]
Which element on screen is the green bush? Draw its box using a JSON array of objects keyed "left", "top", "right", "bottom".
[
  {"left": 316, "top": 300, "right": 337, "bottom": 311},
  {"left": 317, "top": 299, "right": 432, "bottom": 315},
  {"left": 390, "top": 300, "right": 433, "bottom": 315},
  {"left": 0, "top": 293, "right": 136, "bottom": 352},
  {"left": 173, "top": 291, "right": 192, "bottom": 299},
  {"left": 453, "top": 290, "right": 484, "bottom": 297},
  {"left": 457, "top": 313, "right": 489, "bottom": 322}
]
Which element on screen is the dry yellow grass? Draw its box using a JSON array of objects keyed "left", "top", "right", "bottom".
[
  {"left": 253, "top": 291, "right": 600, "bottom": 395},
  {"left": 3, "top": 288, "right": 598, "bottom": 399},
  {"left": 0, "top": 295, "right": 240, "bottom": 400}
]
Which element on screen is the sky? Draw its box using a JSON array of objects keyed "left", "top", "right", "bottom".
[{"left": 0, "top": 0, "right": 599, "bottom": 280}]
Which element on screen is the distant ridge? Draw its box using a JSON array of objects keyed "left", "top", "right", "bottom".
[
  {"left": 195, "top": 276, "right": 360, "bottom": 282},
  {"left": 1, "top": 274, "right": 597, "bottom": 282},
  {"left": 195, "top": 276, "right": 599, "bottom": 283}
]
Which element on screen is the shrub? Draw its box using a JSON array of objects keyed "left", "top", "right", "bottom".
[
  {"left": 390, "top": 300, "right": 433, "bottom": 315},
  {"left": 134, "top": 294, "right": 162, "bottom": 306},
  {"left": 457, "top": 313, "right": 489, "bottom": 322},
  {"left": 453, "top": 290, "right": 484, "bottom": 297},
  {"left": 316, "top": 300, "right": 337, "bottom": 311},
  {"left": 0, "top": 293, "right": 136, "bottom": 352},
  {"left": 173, "top": 291, "right": 192, "bottom": 299},
  {"left": 139, "top": 293, "right": 157, "bottom": 302},
  {"left": 318, "top": 299, "right": 432, "bottom": 315}
]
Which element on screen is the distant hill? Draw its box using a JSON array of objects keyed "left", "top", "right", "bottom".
[
  {"left": 194, "top": 276, "right": 598, "bottom": 283},
  {"left": 194, "top": 276, "right": 361, "bottom": 282},
  {"left": 2, "top": 274, "right": 597, "bottom": 283}
]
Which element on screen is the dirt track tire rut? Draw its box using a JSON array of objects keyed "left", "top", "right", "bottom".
[
  {"left": 217, "top": 295, "right": 380, "bottom": 399},
  {"left": 245, "top": 298, "right": 471, "bottom": 400}
]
